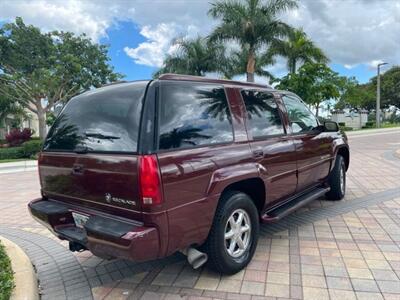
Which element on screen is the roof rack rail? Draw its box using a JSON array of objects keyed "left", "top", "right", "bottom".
[
  {"left": 100, "top": 80, "right": 129, "bottom": 88},
  {"left": 158, "top": 73, "right": 271, "bottom": 89}
]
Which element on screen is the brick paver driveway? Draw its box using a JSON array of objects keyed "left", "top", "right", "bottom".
[{"left": 1, "top": 129, "right": 399, "bottom": 300}]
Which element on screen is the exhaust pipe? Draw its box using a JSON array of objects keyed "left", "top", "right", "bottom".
[{"left": 181, "top": 247, "right": 208, "bottom": 269}]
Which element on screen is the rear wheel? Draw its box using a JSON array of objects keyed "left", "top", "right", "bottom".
[
  {"left": 204, "top": 191, "right": 259, "bottom": 274},
  {"left": 326, "top": 155, "right": 346, "bottom": 200}
]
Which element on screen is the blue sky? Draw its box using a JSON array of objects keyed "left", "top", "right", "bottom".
[
  {"left": 100, "top": 21, "right": 158, "bottom": 81},
  {"left": 1, "top": 0, "right": 398, "bottom": 85}
]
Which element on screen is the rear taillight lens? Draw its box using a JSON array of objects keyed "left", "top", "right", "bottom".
[{"left": 138, "top": 155, "right": 163, "bottom": 206}]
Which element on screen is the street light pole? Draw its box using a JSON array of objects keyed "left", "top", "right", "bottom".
[{"left": 376, "top": 62, "right": 388, "bottom": 128}]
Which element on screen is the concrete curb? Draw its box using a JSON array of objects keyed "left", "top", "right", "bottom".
[
  {"left": 0, "top": 236, "right": 39, "bottom": 300},
  {"left": 0, "top": 160, "right": 37, "bottom": 174}
]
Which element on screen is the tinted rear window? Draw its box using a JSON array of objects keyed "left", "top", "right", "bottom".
[
  {"left": 43, "top": 81, "right": 148, "bottom": 153},
  {"left": 158, "top": 82, "right": 233, "bottom": 150}
]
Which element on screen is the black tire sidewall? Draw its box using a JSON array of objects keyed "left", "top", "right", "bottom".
[
  {"left": 212, "top": 192, "right": 259, "bottom": 273},
  {"left": 327, "top": 155, "right": 346, "bottom": 200}
]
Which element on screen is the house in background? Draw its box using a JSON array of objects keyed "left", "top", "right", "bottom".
[
  {"left": 331, "top": 110, "right": 369, "bottom": 129},
  {"left": 0, "top": 108, "right": 40, "bottom": 139}
]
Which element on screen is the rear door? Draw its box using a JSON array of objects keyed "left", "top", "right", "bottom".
[
  {"left": 281, "top": 94, "right": 332, "bottom": 192},
  {"left": 40, "top": 81, "right": 149, "bottom": 219},
  {"left": 241, "top": 89, "right": 297, "bottom": 206}
]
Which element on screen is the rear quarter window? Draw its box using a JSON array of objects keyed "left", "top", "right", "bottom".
[
  {"left": 43, "top": 81, "right": 148, "bottom": 153},
  {"left": 158, "top": 81, "right": 234, "bottom": 150}
]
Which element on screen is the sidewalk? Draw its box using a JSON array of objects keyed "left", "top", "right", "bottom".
[
  {"left": 346, "top": 127, "right": 400, "bottom": 137},
  {"left": 0, "top": 160, "right": 37, "bottom": 174}
]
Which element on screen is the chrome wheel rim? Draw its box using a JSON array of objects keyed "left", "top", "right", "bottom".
[
  {"left": 340, "top": 165, "right": 345, "bottom": 194},
  {"left": 224, "top": 209, "right": 251, "bottom": 258}
]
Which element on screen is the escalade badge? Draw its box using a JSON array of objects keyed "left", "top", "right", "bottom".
[{"left": 105, "top": 193, "right": 136, "bottom": 206}]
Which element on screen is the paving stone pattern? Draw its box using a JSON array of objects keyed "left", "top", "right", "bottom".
[{"left": 0, "top": 129, "right": 399, "bottom": 299}]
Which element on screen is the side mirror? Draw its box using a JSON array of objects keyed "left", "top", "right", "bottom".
[{"left": 323, "top": 121, "right": 339, "bottom": 132}]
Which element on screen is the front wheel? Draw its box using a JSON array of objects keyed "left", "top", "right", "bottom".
[
  {"left": 326, "top": 155, "right": 346, "bottom": 200},
  {"left": 204, "top": 191, "right": 259, "bottom": 274}
]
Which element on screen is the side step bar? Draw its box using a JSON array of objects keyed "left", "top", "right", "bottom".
[{"left": 261, "top": 187, "right": 330, "bottom": 223}]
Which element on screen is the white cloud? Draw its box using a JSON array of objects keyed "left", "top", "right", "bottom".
[
  {"left": 0, "top": 0, "right": 133, "bottom": 41},
  {"left": 285, "top": 0, "right": 400, "bottom": 68},
  {"left": 368, "top": 60, "right": 387, "bottom": 69},
  {"left": 123, "top": 23, "right": 178, "bottom": 67},
  {"left": 344, "top": 64, "right": 356, "bottom": 70},
  {"left": 1, "top": 0, "right": 399, "bottom": 72},
  {"left": 123, "top": 22, "right": 201, "bottom": 67}
]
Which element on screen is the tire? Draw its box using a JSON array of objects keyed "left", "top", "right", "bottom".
[
  {"left": 325, "top": 155, "right": 346, "bottom": 200},
  {"left": 204, "top": 191, "right": 259, "bottom": 274}
]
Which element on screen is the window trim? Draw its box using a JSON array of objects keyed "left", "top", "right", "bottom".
[
  {"left": 155, "top": 80, "right": 235, "bottom": 153},
  {"left": 240, "top": 88, "right": 287, "bottom": 141},
  {"left": 281, "top": 93, "right": 319, "bottom": 136}
]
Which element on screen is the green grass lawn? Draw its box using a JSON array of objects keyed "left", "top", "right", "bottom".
[{"left": 0, "top": 241, "right": 14, "bottom": 300}]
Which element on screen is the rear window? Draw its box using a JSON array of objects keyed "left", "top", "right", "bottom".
[
  {"left": 43, "top": 81, "right": 148, "bottom": 153},
  {"left": 158, "top": 82, "right": 233, "bottom": 150}
]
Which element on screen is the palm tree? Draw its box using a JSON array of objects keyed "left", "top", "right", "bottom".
[
  {"left": 159, "top": 127, "right": 211, "bottom": 149},
  {"left": 269, "top": 28, "right": 328, "bottom": 74},
  {"left": 224, "top": 47, "right": 275, "bottom": 81},
  {"left": 208, "top": 0, "right": 298, "bottom": 82},
  {"left": 154, "top": 36, "right": 228, "bottom": 77}
]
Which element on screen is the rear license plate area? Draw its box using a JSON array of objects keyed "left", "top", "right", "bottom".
[{"left": 72, "top": 212, "right": 89, "bottom": 228}]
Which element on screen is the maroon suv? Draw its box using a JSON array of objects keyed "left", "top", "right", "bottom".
[{"left": 29, "top": 74, "right": 349, "bottom": 274}]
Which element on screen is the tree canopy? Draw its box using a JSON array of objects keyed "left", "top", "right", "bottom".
[
  {"left": 276, "top": 63, "right": 344, "bottom": 116},
  {"left": 153, "top": 36, "right": 229, "bottom": 78},
  {"left": 269, "top": 28, "right": 328, "bottom": 74},
  {"left": 208, "top": 0, "right": 297, "bottom": 82},
  {"left": 0, "top": 17, "right": 121, "bottom": 138},
  {"left": 335, "top": 66, "right": 399, "bottom": 111}
]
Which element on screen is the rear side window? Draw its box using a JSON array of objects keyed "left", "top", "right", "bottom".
[
  {"left": 158, "top": 82, "right": 233, "bottom": 150},
  {"left": 43, "top": 81, "right": 148, "bottom": 153},
  {"left": 241, "top": 90, "right": 284, "bottom": 137}
]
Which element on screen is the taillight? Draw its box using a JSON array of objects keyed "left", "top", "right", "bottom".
[{"left": 138, "top": 155, "right": 163, "bottom": 206}]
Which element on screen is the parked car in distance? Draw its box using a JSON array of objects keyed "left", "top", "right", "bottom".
[{"left": 29, "top": 74, "right": 349, "bottom": 274}]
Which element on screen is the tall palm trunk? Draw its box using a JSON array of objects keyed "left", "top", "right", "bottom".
[
  {"left": 290, "top": 58, "right": 296, "bottom": 74},
  {"left": 246, "top": 47, "right": 256, "bottom": 82}
]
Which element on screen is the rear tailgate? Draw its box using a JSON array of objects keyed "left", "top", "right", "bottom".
[
  {"left": 39, "top": 152, "right": 142, "bottom": 220},
  {"left": 40, "top": 81, "right": 149, "bottom": 220}
]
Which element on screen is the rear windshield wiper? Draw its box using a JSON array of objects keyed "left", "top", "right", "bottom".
[
  {"left": 84, "top": 132, "right": 121, "bottom": 140},
  {"left": 74, "top": 145, "right": 91, "bottom": 154}
]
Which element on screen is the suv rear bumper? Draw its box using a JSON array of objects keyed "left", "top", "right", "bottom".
[{"left": 28, "top": 198, "right": 160, "bottom": 261}]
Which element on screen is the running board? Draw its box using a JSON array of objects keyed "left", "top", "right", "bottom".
[{"left": 261, "top": 187, "right": 330, "bottom": 223}]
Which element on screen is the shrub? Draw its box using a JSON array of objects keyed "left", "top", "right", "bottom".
[
  {"left": 5, "top": 128, "right": 32, "bottom": 146},
  {"left": 0, "top": 241, "right": 14, "bottom": 300},
  {"left": 22, "top": 140, "right": 43, "bottom": 158},
  {"left": 0, "top": 146, "right": 25, "bottom": 160},
  {"left": 338, "top": 122, "right": 346, "bottom": 127},
  {"left": 364, "top": 121, "right": 375, "bottom": 128}
]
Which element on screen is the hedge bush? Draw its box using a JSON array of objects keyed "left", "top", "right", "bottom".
[
  {"left": 22, "top": 140, "right": 43, "bottom": 158},
  {"left": 0, "top": 146, "right": 25, "bottom": 160},
  {"left": 364, "top": 121, "right": 375, "bottom": 128},
  {"left": 0, "top": 241, "right": 14, "bottom": 300},
  {"left": 5, "top": 128, "right": 32, "bottom": 146},
  {"left": 0, "top": 140, "right": 42, "bottom": 160}
]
